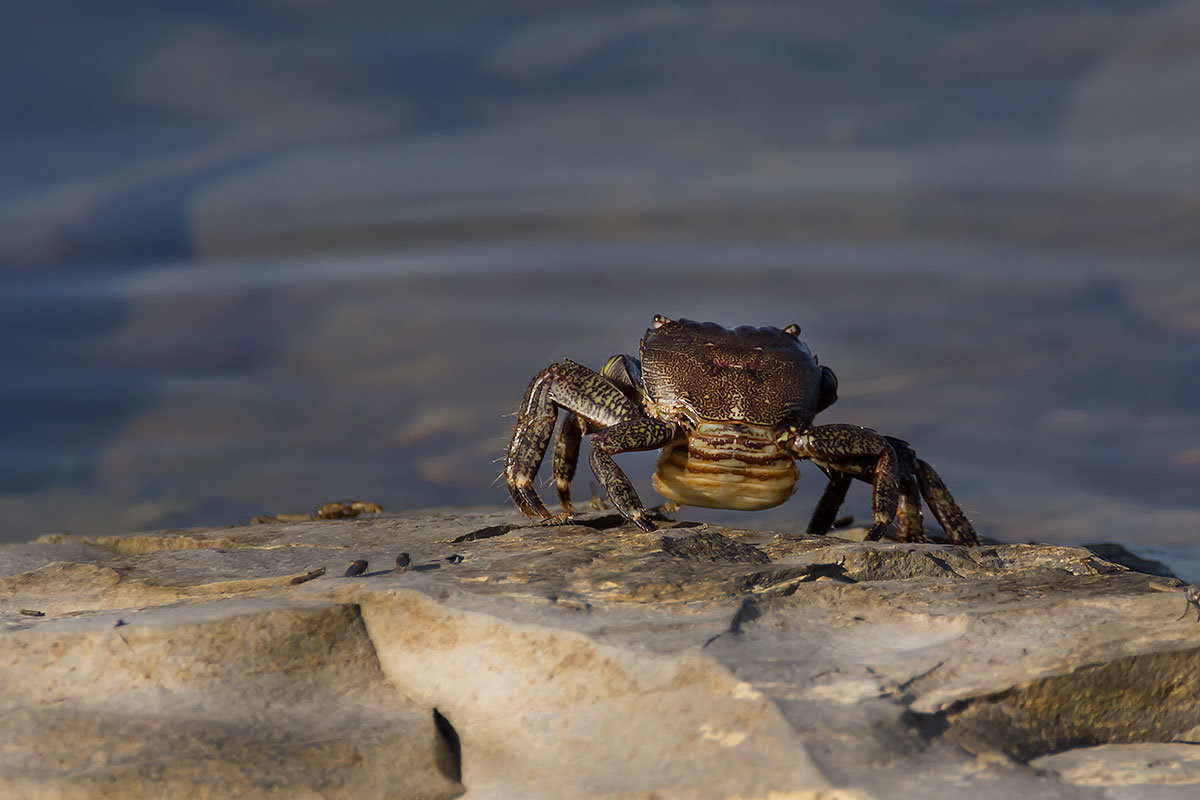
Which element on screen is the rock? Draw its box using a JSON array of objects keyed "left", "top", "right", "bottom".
[
  {"left": 1, "top": 602, "right": 461, "bottom": 800},
  {"left": 1083, "top": 542, "right": 1179, "bottom": 579},
  {"left": 1031, "top": 743, "right": 1200, "bottom": 793},
  {"left": 3, "top": 508, "right": 1200, "bottom": 798}
]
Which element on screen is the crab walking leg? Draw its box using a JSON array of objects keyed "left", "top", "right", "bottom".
[
  {"left": 864, "top": 445, "right": 900, "bottom": 542},
  {"left": 549, "top": 354, "right": 644, "bottom": 513},
  {"left": 806, "top": 473, "right": 852, "bottom": 536},
  {"left": 506, "top": 381, "right": 558, "bottom": 519},
  {"left": 895, "top": 472, "right": 927, "bottom": 543},
  {"left": 789, "top": 424, "right": 900, "bottom": 542},
  {"left": 589, "top": 419, "right": 678, "bottom": 531},
  {"left": 915, "top": 459, "right": 979, "bottom": 545},
  {"left": 887, "top": 438, "right": 929, "bottom": 543},
  {"left": 506, "top": 360, "right": 645, "bottom": 520},
  {"left": 552, "top": 414, "right": 585, "bottom": 513}
]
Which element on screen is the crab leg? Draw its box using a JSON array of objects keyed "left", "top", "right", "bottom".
[
  {"left": 806, "top": 473, "right": 852, "bottom": 536},
  {"left": 886, "top": 438, "right": 929, "bottom": 543},
  {"left": 552, "top": 414, "right": 585, "bottom": 513},
  {"left": 506, "top": 359, "right": 646, "bottom": 523},
  {"left": 589, "top": 418, "right": 677, "bottom": 531},
  {"left": 787, "top": 424, "right": 901, "bottom": 542},
  {"left": 506, "top": 372, "right": 558, "bottom": 520},
  {"left": 550, "top": 353, "right": 644, "bottom": 513},
  {"left": 914, "top": 459, "right": 979, "bottom": 545}
]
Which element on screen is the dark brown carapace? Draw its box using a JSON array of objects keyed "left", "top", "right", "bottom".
[
  {"left": 505, "top": 316, "right": 978, "bottom": 545},
  {"left": 640, "top": 320, "right": 835, "bottom": 512}
]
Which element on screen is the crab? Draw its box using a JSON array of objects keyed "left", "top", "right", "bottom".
[{"left": 505, "top": 316, "right": 979, "bottom": 545}]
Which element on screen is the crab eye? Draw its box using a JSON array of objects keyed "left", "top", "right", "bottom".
[
  {"left": 652, "top": 314, "right": 673, "bottom": 329},
  {"left": 783, "top": 324, "right": 802, "bottom": 337}
]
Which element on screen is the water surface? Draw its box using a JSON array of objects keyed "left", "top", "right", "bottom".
[{"left": 2, "top": 2, "right": 1199, "bottom": 569}]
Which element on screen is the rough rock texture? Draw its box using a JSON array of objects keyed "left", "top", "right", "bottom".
[{"left": 4, "top": 507, "right": 1200, "bottom": 799}]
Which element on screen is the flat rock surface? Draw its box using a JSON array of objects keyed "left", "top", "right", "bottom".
[{"left": 4, "top": 507, "right": 1200, "bottom": 799}]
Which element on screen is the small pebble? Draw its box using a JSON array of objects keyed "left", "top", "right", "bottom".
[
  {"left": 344, "top": 560, "right": 368, "bottom": 577},
  {"left": 395, "top": 553, "right": 411, "bottom": 572},
  {"left": 19, "top": 609, "right": 44, "bottom": 617},
  {"left": 445, "top": 554, "right": 464, "bottom": 564}
]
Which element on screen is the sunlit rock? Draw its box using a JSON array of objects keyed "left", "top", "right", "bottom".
[{"left": 3, "top": 508, "right": 1200, "bottom": 798}]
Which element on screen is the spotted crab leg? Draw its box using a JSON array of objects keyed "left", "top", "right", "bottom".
[
  {"left": 806, "top": 462, "right": 926, "bottom": 542},
  {"left": 914, "top": 458, "right": 979, "bottom": 545},
  {"left": 791, "top": 425, "right": 978, "bottom": 545},
  {"left": 887, "top": 438, "right": 929, "bottom": 543},
  {"left": 552, "top": 414, "right": 585, "bottom": 514},
  {"left": 550, "top": 354, "right": 643, "bottom": 515},
  {"left": 507, "top": 359, "right": 664, "bottom": 529},
  {"left": 787, "top": 424, "right": 901, "bottom": 542},
  {"left": 588, "top": 418, "right": 677, "bottom": 531},
  {"left": 806, "top": 472, "right": 852, "bottom": 536}
]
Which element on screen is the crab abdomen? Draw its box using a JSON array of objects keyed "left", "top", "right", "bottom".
[{"left": 651, "top": 423, "right": 796, "bottom": 511}]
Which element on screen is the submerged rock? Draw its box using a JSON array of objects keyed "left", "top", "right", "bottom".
[{"left": 3, "top": 508, "right": 1200, "bottom": 798}]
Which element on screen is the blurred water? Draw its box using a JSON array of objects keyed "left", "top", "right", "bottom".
[{"left": 2, "top": 2, "right": 1199, "bottom": 567}]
